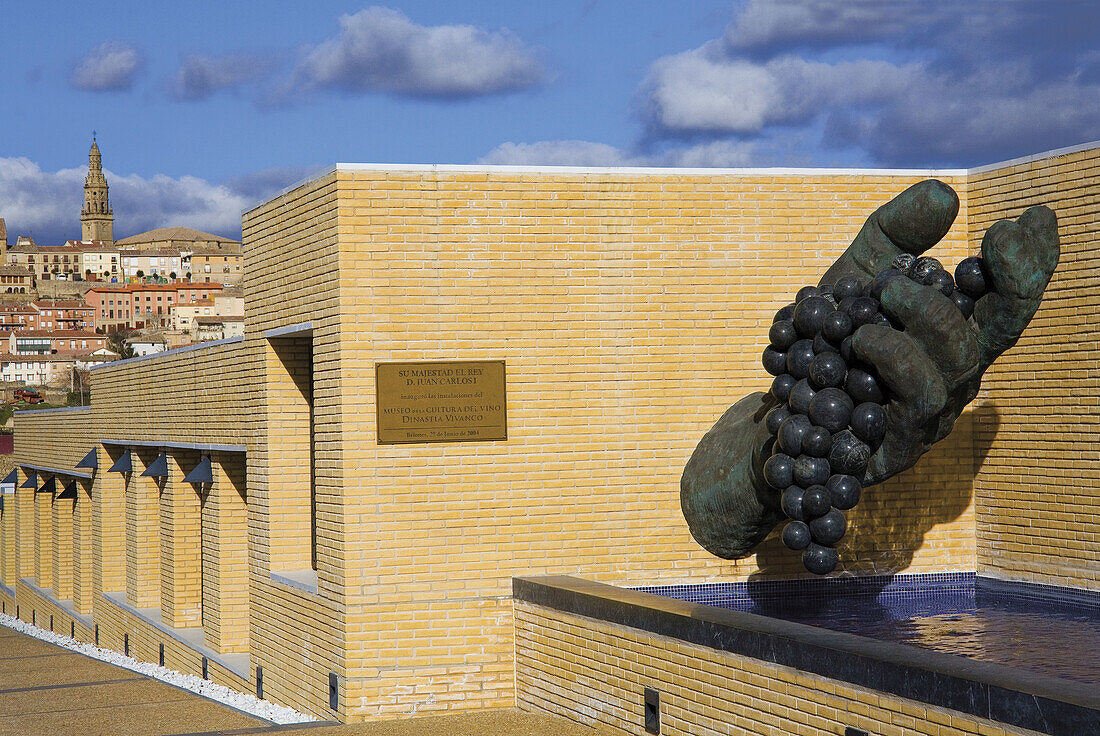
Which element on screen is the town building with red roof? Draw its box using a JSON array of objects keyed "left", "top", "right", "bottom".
[{"left": 85, "top": 282, "right": 224, "bottom": 330}]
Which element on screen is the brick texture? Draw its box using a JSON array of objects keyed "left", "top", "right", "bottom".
[
  {"left": 968, "top": 147, "right": 1100, "bottom": 590},
  {"left": 515, "top": 602, "right": 1044, "bottom": 736},
  {"left": 3, "top": 148, "right": 1094, "bottom": 722}
]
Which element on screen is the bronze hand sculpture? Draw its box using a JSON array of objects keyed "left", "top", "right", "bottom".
[{"left": 681, "top": 180, "right": 1059, "bottom": 570}]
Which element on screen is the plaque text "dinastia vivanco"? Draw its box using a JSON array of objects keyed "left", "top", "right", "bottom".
[{"left": 375, "top": 360, "right": 507, "bottom": 444}]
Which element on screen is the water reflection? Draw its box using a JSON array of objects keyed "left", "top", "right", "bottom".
[{"left": 676, "top": 585, "right": 1100, "bottom": 684}]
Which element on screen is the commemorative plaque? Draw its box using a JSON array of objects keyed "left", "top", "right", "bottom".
[{"left": 376, "top": 360, "right": 507, "bottom": 444}]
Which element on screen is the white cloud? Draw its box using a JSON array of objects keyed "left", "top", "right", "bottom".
[
  {"left": 636, "top": 0, "right": 1100, "bottom": 167},
  {"left": 287, "top": 6, "right": 543, "bottom": 99},
  {"left": 838, "top": 72, "right": 1100, "bottom": 165},
  {"left": 643, "top": 47, "right": 919, "bottom": 136},
  {"left": 645, "top": 52, "right": 779, "bottom": 133},
  {"left": 479, "top": 140, "right": 636, "bottom": 166},
  {"left": 478, "top": 139, "right": 759, "bottom": 168},
  {"left": 71, "top": 41, "right": 144, "bottom": 91},
  {"left": 723, "top": 0, "right": 923, "bottom": 53},
  {"left": 720, "top": 0, "right": 1084, "bottom": 68},
  {"left": 169, "top": 53, "right": 276, "bottom": 101},
  {"left": 666, "top": 140, "right": 758, "bottom": 167},
  {"left": 109, "top": 172, "right": 251, "bottom": 238},
  {"left": 0, "top": 158, "right": 82, "bottom": 241},
  {"left": 0, "top": 157, "right": 253, "bottom": 245}
]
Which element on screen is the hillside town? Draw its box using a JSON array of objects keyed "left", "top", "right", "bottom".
[{"left": 0, "top": 139, "right": 243, "bottom": 407}]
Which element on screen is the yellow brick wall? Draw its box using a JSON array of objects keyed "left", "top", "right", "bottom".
[
  {"left": 7, "top": 341, "right": 260, "bottom": 703},
  {"left": 96, "top": 447, "right": 127, "bottom": 602},
  {"left": 6, "top": 409, "right": 97, "bottom": 595},
  {"left": 51, "top": 491, "right": 74, "bottom": 601},
  {"left": 260, "top": 334, "right": 315, "bottom": 573},
  {"left": 201, "top": 453, "right": 250, "bottom": 653},
  {"left": 13, "top": 472, "right": 34, "bottom": 582},
  {"left": 967, "top": 147, "right": 1100, "bottom": 590},
  {"left": 160, "top": 452, "right": 202, "bottom": 629},
  {"left": 11, "top": 153, "right": 1093, "bottom": 722},
  {"left": 126, "top": 450, "right": 161, "bottom": 609},
  {"left": 72, "top": 477, "right": 93, "bottom": 614},
  {"left": 10, "top": 579, "right": 94, "bottom": 643},
  {"left": 244, "top": 172, "right": 346, "bottom": 719},
  {"left": 330, "top": 168, "right": 975, "bottom": 717},
  {"left": 515, "top": 602, "right": 1042, "bottom": 736},
  {"left": 33, "top": 478, "right": 52, "bottom": 589},
  {"left": 0, "top": 471, "right": 14, "bottom": 590},
  {"left": 89, "top": 342, "right": 252, "bottom": 447}
]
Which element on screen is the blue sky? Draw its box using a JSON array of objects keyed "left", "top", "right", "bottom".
[{"left": 2, "top": 1, "right": 1098, "bottom": 245}]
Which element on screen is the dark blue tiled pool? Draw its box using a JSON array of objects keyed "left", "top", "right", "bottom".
[{"left": 637, "top": 573, "right": 1100, "bottom": 685}]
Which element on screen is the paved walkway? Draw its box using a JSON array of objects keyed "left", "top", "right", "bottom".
[{"left": 0, "top": 626, "right": 602, "bottom": 736}]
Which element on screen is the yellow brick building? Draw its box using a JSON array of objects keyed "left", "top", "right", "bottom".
[{"left": 1, "top": 142, "right": 1096, "bottom": 731}]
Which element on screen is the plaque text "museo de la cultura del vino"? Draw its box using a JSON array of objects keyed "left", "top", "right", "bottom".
[{"left": 375, "top": 360, "right": 507, "bottom": 444}]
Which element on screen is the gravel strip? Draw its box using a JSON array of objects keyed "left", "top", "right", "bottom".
[{"left": 0, "top": 612, "right": 316, "bottom": 724}]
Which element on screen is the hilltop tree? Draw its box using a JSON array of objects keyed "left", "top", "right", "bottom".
[{"left": 106, "top": 328, "right": 136, "bottom": 359}]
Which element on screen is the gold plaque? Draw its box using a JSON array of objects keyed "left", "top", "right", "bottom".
[{"left": 376, "top": 361, "right": 507, "bottom": 444}]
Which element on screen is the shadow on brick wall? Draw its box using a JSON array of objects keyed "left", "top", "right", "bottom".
[{"left": 748, "top": 404, "right": 1000, "bottom": 586}]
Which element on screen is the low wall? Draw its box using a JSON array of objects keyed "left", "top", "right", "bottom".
[
  {"left": 514, "top": 576, "right": 1095, "bottom": 736},
  {"left": 2, "top": 339, "right": 262, "bottom": 709}
]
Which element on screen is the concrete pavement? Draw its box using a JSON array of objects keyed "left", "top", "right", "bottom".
[{"left": 0, "top": 626, "right": 602, "bottom": 736}]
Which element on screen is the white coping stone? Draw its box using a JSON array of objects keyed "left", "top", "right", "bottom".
[
  {"left": 242, "top": 139, "right": 1100, "bottom": 216},
  {"left": 0, "top": 612, "right": 316, "bottom": 724}
]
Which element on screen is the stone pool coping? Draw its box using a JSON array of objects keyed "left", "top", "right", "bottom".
[{"left": 513, "top": 575, "right": 1099, "bottom": 736}]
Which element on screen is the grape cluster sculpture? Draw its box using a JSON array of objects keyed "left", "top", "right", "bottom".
[
  {"left": 763, "top": 254, "right": 991, "bottom": 573},
  {"left": 680, "top": 180, "right": 1059, "bottom": 574}
]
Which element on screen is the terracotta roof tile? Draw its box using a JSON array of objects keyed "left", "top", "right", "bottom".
[
  {"left": 115, "top": 226, "right": 240, "bottom": 246},
  {"left": 11, "top": 329, "right": 104, "bottom": 338}
]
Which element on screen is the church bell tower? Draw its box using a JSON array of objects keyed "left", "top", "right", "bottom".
[{"left": 81, "top": 137, "right": 114, "bottom": 242}]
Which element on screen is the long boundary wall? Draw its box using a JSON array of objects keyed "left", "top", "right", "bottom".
[{"left": 2, "top": 339, "right": 256, "bottom": 698}]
